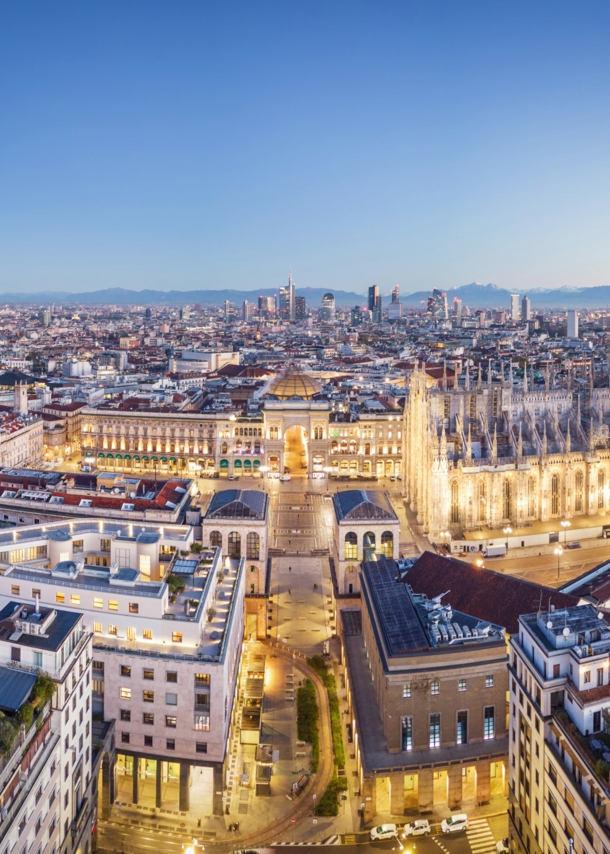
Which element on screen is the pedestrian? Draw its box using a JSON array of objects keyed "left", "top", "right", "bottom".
[
  {"left": 198, "top": 818, "right": 202, "bottom": 828},
  {"left": 289, "top": 566, "right": 291, "bottom": 572}
]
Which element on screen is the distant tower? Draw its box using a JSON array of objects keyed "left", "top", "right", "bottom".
[
  {"left": 321, "top": 293, "right": 336, "bottom": 322},
  {"left": 14, "top": 381, "right": 28, "bottom": 415},
  {"left": 510, "top": 294, "right": 520, "bottom": 322},
  {"left": 567, "top": 310, "right": 579, "bottom": 338},
  {"left": 368, "top": 285, "right": 382, "bottom": 322},
  {"left": 521, "top": 295, "right": 531, "bottom": 321}
]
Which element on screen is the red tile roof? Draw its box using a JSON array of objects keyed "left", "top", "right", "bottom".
[{"left": 401, "top": 551, "right": 580, "bottom": 634}]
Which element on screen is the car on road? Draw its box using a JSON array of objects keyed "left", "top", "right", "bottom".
[
  {"left": 496, "top": 839, "right": 509, "bottom": 853},
  {"left": 370, "top": 824, "right": 398, "bottom": 841},
  {"left": 441, "top": 814, "right": 469, "bottom": 833},
  {"left": 279, "top": 475, "right": 291, "bottom": 482},
  {"left": 402, "top": 819, "right": 431, "bottom": 837}
]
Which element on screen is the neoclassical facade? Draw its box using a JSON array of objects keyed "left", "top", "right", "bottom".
[
  {"left": 80, "top": 370, "right": 404, "bottom": 480},
  {"left": 405, "top": 362, "right": 610, "bottom": 543}
]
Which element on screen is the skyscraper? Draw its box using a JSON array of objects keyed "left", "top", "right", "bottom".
[
  {"left": 567, "top": 309, "right": 579, "bottom": 338},
  {"left": 320, "top": 293, "right": 336, "bottom": 322},
  {"left": 368, "top": 285, "right": 382, "bottom": 322},
  {"left": 391, "top": 284, "right": 400, "bottom": 303},
  {"left": 510, "top": 294, "right": 520, "bottom": 322},
  {"left": 242, "top": 300, "right": 255, "bottom": 321},
  {"left": 279, "top": 270, "right": 295, "bottom": 321},
  {"left": 427, "top": 289, "right": 448, "bottom": 320},
  {"left": 295, "top": 295, "right": 306, "bottom": 320},
  {"left": 453, "top": 298, "right": 462, "bottom": 321},
  {"left": 521, "top": 295, "right": 531, "bottom": 321},
  {"left": 388, "top": 285, "right": 402, "bottom": 320}
]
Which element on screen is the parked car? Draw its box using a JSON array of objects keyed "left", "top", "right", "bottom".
[
  {"left": 279, "top": 474, "right": 291, "bottom": 482},
  {"left": 496, "top": 839, "right": 509, "bottom": 853},
  {"left": 370, "top": 824, "right": 398, "bottom": 841},
  {"left": 402, "top": 820, "right": 431, "bottom": 838},
  {"left": 441, "top": 814, "right": 469, "bottom": 833}
]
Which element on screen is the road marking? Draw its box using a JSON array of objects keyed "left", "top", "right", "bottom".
[{"left": 466, "top": 818, "right": 496, "bottom": 854}]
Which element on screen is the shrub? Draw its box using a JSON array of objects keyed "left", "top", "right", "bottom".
[
  {"left": 190, "top": 543, "right": 202, "bottom": 553},
  {"left": 207, "top": 607, "right": 217, "bottom": 623},
  {"left": 166, "top": 574, "right": 185, "bottom": 595},
  {"left": 307, "top": 655, "right": 347, "bottom": 812},
  {"left": 596, "top": 759, "right": 610, "bottom": 780},
  {"left": 297, "top": 679, "right": 319, "bottom": 771}
]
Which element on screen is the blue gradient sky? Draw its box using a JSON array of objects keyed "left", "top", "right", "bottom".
[{"left": 1, "top": 1, "right": 609, "bottom": 294}]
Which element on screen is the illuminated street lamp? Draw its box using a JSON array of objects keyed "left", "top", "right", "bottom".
[
  {"left": 503, "top": 526, "right": 512, "bottom": 553},
  {"left": 561, "top": 519, "right": 571, "bottom": 545},
  {"left": 554, "top": 545, "right": 563, "bottom": 579}
]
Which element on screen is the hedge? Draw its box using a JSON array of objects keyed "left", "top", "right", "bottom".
[{"left": 296, "top": 679, "right": 320, "bottom": 771}]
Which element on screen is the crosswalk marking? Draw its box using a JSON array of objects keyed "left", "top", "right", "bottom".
[{"left": 466, "top": 818, "right": 496, "bottom": 854}]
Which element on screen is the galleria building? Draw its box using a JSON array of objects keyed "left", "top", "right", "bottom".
[{"left": 81, "top": 365, "right": 610, "bottom": 543}]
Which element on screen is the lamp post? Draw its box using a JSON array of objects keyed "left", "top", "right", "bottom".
[
  {"left": 554, "top": 545, "right": 563, "bottom": 579},
  {"left": 561, "top": 519, "right": 571, "bottom": 546},
  {"left": 503, "top": 526, "right": 512, "bottom": 555},
  {"left": 323, "top": 466, "right": 332, "bottom": 493}
]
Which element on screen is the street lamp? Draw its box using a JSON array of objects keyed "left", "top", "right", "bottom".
[
  {"left": 554, "top": 545, "right": 563, "bottom": 580},
  {"left": 561, "top": 519, "right": 571, "bottom": 545},
  {"left": 503, "top": 526, "right": 512, "bottom": 554}
]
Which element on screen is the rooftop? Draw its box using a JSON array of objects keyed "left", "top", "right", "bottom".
[
  {"left": 0, "top": 601, "right": 82, "bottom": 652},
  {"left": 205, "top": 488, "right": 268, "bottom": 520},
  {"left": 333, "top": 490, "right": 398, "bottom": 522}
]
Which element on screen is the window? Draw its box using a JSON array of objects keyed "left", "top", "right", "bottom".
[
  {"left": 166, "top": 671, "right": 178, "bottom": 683},
  {"left": 143, "top": 713, "right": 154, "bottom": 725},
  {"left": 121, "top": 732, "right": 130, "bottom": 744},
  {"left": 143, "top": 668, "right": 154, "bottom": 680},
  {"left": 100, "top": 538, "right": 111, "bottom": 552},
  {"left": 121, "top": 665, "right": 131, "bottom": 677},
  {"left": 401, "top": 716, "right": 413, "bottom": 751},
  {"left": 10, "top": 585, "right": 19, "bottom": 595},
  {"left": 10, "top": 646, "right": 20, "bottom": 662},
  {"left": 551, "top": 474, "right": 559, "bottom": 515},
  {"left": 127, "top": 627, "right": 136, "bottom": 641},
  {"left": 485, "top": 675, "right": 494, "bottom": 688},
  {"left": 553, "top": 664, "right": 560, "bottom": 678},
  {"left": 70, "top": 594, "right": 80, "bottom": 606},
  {"left": 195, "top": 673, "right": 210, "bottom": 687},
  {"left": 194, "top": 715, "right": 210, "bottom": 730},
  {"left": 120, "top": 709, "right": 131, "bottom": 721},
  {"left": 166, "top": 739, "right": 175, "bottom": 750},
  {"left": 92, "top": 622, "right": 103, "bottom": 634},
  {"left": 457, "top": 711, "right": 468, "bottom": 745},
  {"left": 196, "top": 742, "right": 208, "bottom": 754},
  {"left": 450, "top": 480, "right": 459, "bottom": 523},
  {"left": 119, "top": 687, "right": 131, "bottom": 700},
  {"left": 129, "top": 602, "right": 139, "bottom": 614},
  {"left": 246, "top": 532, "right": 260, "bottom": 560},
  {"left": 344, "top": 532, "right": 357, "bottom": 560},
  {"left": 108, "top": 625, "right": 118, "bottom": 635},
  {"left": 598, "top": 668, "right": 604, "bottom": 686},
  {"left": 56, "top": 592, "right": 65, "bottom": 603},
  {"left": 402, "top": 683, "right": 411, "bottom": 698},
  {"left": 172, "top": 632, "right": 183, "bottom": 644},
  {"left": 584, "top": 670, "right": 591, "bottom": 684},
  {"left": 108, "top": 600, "right": 118, "bottom": 611},
  {"left": 431, "top": 680, "right": 439, "bottom": 695},
  {"left": 143, "top": 629, "right": 153, "bottom": 640},
  {"left": 484, "top": 706, "right": 495, "bottom": 740},
  {"left": 32, "top": 588, "right": 41, "bottom": 598},
  {"left": 144, "top": 735, "right": 153, "bottom": 747},
  {"left": 166, "top": 715, "right": 177, "bottom": 727},
  {"left": 429, "top": 714, "right": 441, "bottom": 748},
  {"left": 143, "top": 691, "right": 154, "bottom": 703},
  {"left": 458, "top": 679, "right": 466, "bottom": 692},
  {"left": 166, "top": 693, "right": 178, "bottom": 705},
  {"left": 93, "top": 598, "right": 103, "bottom": 609},
  {"left": 33, "top": 651, "right": 42, "bottom": 667}
]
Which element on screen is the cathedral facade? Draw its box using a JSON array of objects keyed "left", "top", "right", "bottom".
[{"left": 404, "top": 362, "right": 610, "bottom": 543}]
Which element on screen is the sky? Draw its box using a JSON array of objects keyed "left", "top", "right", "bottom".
[{"left": 1, "top": 1, "right": 610, "bottom": 295}]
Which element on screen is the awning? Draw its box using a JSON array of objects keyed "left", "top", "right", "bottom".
[
  {"left": 234, "top": 459, "right": 242, "bottom": 468},
  {"left": 97, "top": 452, "right": 105, "bottom": 458},
  {"left": 142, "top": 455, "right": 150, "bottom": 461},
  {"left": 115, "top": 454, "right": 123, "bottom": 459},
  {"left": 133, "top": 455, "right": 141, "bottom": 460},
  {"left": 253, "top": 459, "right": 261, "bottom": 468},
  {"left": 244, "top": 459, "right": 251, "bottom": 468},
  {"left": 219, "top": 459, "right": 229, "bottom": 468},
  {"left": 161, "top": 456, "right": 167, "bottom": 462},
  {"left": 124, "top": 455, "right": 131, "bottom": 460},
  {"left": 169, "top": 457, "right": 177, "bottom": 462}
]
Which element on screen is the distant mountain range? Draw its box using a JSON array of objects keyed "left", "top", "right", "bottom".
[
  {"left": 0, "top": 286, "right": 366, "bottom": 307},
  {"left": 401, "top": 282, "right": 610, "bottom": 310},
  {"left": 1, "top": 281, "right": 610, "bottom": 309}
]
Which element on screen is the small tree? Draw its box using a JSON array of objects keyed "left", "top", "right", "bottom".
[
  {"left": 190, "top": 542, "right": 202, "bottom": 553},
  {"left": 207, "top": 607, "right": 217, "bottom": 623}
]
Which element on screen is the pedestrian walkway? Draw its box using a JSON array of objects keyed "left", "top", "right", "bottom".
[{"left": 467, "top": 818, "right": 498, "bottom": 854}]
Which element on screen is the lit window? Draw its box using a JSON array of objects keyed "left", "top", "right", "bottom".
[
  {"left": 108, "top": 600, "right": 118, "bottom": 611},
  {"left": 165, "top": 716, "right": 177, "bottom": 728},
  {"left": 429, "top": 713, "right": 441, "bottom": 748},
  {"left": 11, "top": 585, "right": 20, "bottom": 595},
  {"left": 458, "top": 679, "right": 467, "bottom": 692},
  {"left": 56, "top": 592, "right": 65, "bottom": 603},
  {"left": 402, "top": 683, "right": 411, "bottom": 698},
  {"left": 143, "top": 691, "right": 154, "bottom": 703},
  {"left": 121, "top": 665, "right": 131, "bottom": 677},
  {"left": 129, "top": 602, "right": 139, "bottom": 614},
  {"left": 431, "top": 680, "right": 440, "bottom": 695},
  {"left": 143, "top": 669, "right": 154, "bottom": 680},
  {"left": 172, "top": 632, "right": 183, "bottom": 644},
  {"left": 92, "top": 622, "right": 102, "bottom": 633},
  {"left": 194, "top": 715, "right": 210, "bottom": 731},
  {"left": 143, "top": 629, "right": 153, "bottom": 640},
  {"left": 143, "top": 713, "right": 154, "bottom": 725},
  {"left": 486, "top": 675, "right": 494, "bottom": 688},
  {"left": 126, "top": 627, "right": 136, "bottom": 641},
  {"left": 93, "top": 598, "right": 103, "bottom": 609},
  {"left": 108, "top": 625, "right": 118, "bottom": 636},
  {"left": 70, "top": 595, "right": 80, "bottom": 606},
  {"left": 484, "top": 706, "right": 495, "bottom": 740},
  {"left": 120, "top": 687, "right": 131, "bottom": 700}
]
